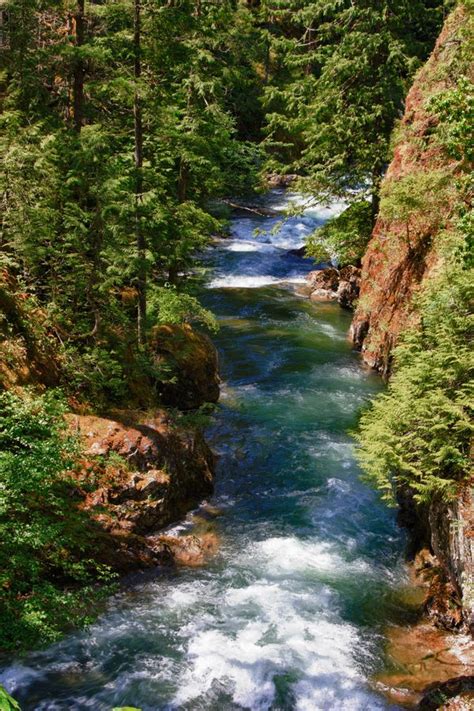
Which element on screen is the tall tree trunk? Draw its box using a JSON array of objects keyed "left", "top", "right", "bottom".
[
  {"left": 371, "top": 162, "right": 383, "bottom": 227},
  {"left": 73, "top": 0, "right": 85, "bottom": 132},
  {"left": 134, "top": 0, "right": 146, "bottom": 345}
]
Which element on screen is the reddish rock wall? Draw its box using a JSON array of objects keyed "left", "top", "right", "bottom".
[
  {"left": 350, "top": 6, "right": 469, "bottom": 375},
  {"left": 69, "top": 412, "right": 216, "bottom": 573}
]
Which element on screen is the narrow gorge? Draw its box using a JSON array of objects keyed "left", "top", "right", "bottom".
[
  {"left": 0, "top": 194, "right": 420, "bottom": 710},
  {"left": 0, "top": 1, "right": 472, "bottom": 710}
]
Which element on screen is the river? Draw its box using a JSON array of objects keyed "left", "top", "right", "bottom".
[{"left": 1, "top": 192, "right": 408, "bottom": 710}]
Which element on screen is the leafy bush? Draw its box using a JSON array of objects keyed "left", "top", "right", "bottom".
[
  {"left": 379, "top": 169, "right": 454, "bottom": 252},
  {"left": 429, "top": 76, "right": 474, "bottom": 166},
  {"left": 148, "top": 285, "right": 218, "bottom": 333},
  {"left": 355, "top": 266, "right": 473, "bottom": 504},
  {"left": 305, "top": 201, "right": 372, "bottom": 266},
  {"left": 0, "top": 685, "right": 20, "bottom": 710},
  {"left": 0, "top": 391, "right": 114, "bottom": 652}
]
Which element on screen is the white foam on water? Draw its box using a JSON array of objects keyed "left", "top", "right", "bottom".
[
  {"left": 207, "top": 191, "right": 347, "bottom": 291},
  {"left": 314, "top": 321, "right": 348, "bottom": 340},
  {"left": 208, "top": 275, "right": 307, "bottom": 289},
  {"left": 270, "top": 192, "right": 346, "bottom": 218},
  {"left": 223, "top": 240, "right": 278, "bottom": 253},
  {"left": 158, "top": 533, "right": 385, "bottom": 710},
  {"left": 169, "top": 566, "right": 382, "bottom": 711},
  {"left": 0, "top": 190, "right": 394, "bottom": 711},
  {"left": 0, "top": 665, "right": 41, "bottom": 693},
  {"left": 249, "top": 536, "right": 371, "bottom": 579},
  {"left": 209, "top": 275, "right": 279, "bottom": 288},
  {"left": 294, "top": 678, "right": 388, "bottom": 711}
]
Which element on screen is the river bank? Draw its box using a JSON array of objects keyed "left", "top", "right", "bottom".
[{"left": 1, "top": 191, "right": 470, "bottom": 710}]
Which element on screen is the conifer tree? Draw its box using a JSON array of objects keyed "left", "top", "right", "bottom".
[{"left": 262, "top": 0, "right": 447, "bottom": 217}]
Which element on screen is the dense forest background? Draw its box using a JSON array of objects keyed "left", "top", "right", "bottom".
[
  {"left": 1, "top": 0, "right": 472, "bottom": 655},
  {"left": 0, "top": 0, "right": 451, "bottom": 404}
]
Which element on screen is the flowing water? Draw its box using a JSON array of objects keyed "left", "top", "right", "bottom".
[{"left": 1, "top": 192, "right": 409, "bottom": 710}]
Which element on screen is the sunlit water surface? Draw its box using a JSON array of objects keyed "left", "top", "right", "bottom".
[{"left": 1, "top": 192, "right": 407, "bottom": 710}]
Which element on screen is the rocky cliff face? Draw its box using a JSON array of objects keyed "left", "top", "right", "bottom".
[
  {"left": 351, "top": 4, "right": 474, "bottom": 634},
  {"left": 429, "top": 484, "right": 474, "bottom": 634},
  {"left": 350, "top": 5, "right": 469, "bottom": 375}
]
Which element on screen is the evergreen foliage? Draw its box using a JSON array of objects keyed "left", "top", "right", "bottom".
[
  {"left": 355, "top": 14, "right": 474, "bottom": 504},
  {"left": 260, "top": 0, "right": 448, "bottom": 212},
  {"left": 355, "top": 265, "right": 473, "bottom": 504},
  {"left": 0, "top": 0, "right": 264, "bottom": 404},
  {"left": 0, "top": 685, "right": 21, "bottom": 711},
  {"left": 305, "top": 201, "right": 372, "bottom": 266},
  {"left": 0, "top": 0, "right": 469, "bottom": 656}
]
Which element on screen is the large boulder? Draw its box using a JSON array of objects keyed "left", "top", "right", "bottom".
[
  {"left": 69, "top": 412, "right": 215, "bottom": 572},
  {"left": 150, "top": 324, "right": 220, "bottom": 410},
  {"left": 306, "top": 266, "right": 360, "bottom": 309},
  {"left": 337, "top": 266, "right": 361, "bottom": 310}
]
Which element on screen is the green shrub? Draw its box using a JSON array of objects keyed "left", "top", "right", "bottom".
[
  {"left": 148, "top": 285, "right": 218, "bottom": 333},
  {"left": 379, "top": 169, "right": 454, "bottom": 252},
  {"left": 355, "top": 266, "right": 473, "bottom": 504},
  {"left": 0, "top": 685, "right": 21, "bottom": 710},
  {"left": 305, "top": 201, "right": 372, "bottom": 266},
  {"left": 0, "top": 391, "right": 114, "bottom": 652}
]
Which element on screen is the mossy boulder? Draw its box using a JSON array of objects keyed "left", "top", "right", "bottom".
[{"left": 150, "top": 324, "right": 220, "bottom": 410}]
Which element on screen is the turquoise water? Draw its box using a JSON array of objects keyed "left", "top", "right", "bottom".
[{"left": 1, "top": 193, "right": 406, "bottom": 710}]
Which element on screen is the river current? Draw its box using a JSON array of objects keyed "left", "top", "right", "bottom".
[{"left": 1, "top": 192, "right": 407, "bottom": 710}]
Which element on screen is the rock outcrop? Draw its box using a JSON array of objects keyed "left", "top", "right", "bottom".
[
  {"left": 350, "top": 4, "right": 474, "bottom": 637},
  {"left": 306, "top": 266, "right": 361, "bottom": 310},
  {"left": 0, "top": 278, "right": 221, "bottom": 574},
  {"left": 350, "top": 6, "right": 469, "bottom": 375},
  {"left": 428, "top": 484, "right": 474, "bottom": 633},
  {"left": 418, "top": 677, "right": 474, "bottom": 710},
  {"left": 150, "top": 323, "right": 220, "bottom": 409},
  {"left": 70, "top": 412, "right": 216, "bottom": 573}
]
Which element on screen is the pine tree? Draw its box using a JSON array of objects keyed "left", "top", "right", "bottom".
[{"left": 262, "top": 0, "right": 447, "bottom": 217}]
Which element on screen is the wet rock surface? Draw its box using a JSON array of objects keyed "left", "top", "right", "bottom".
[
  {"left": 418, "top": 677, "right": 474, "bottom": 710},
  {"left": 306, "top": 266, "right": 361, "bottom": 309},
  {"left": 429, "top": 485, "right": 474, "bottom": 634},
  {"left": 375, "top": 621, "right": 474, "bottom": 709}
]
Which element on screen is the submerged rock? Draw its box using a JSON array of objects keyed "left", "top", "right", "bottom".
[
  {"left": 150, "top": 323, "right": 220, "bottom": 410},
  {"left": 157, "top": 532, "right": 219, "bottom": 566},
  {"left": 375, "top": 620, "right": 473, "bottom": 705},
  {"left": 286, "top": 245, "right": 307, "bottom": 258}
]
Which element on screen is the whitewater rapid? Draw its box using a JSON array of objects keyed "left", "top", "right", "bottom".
[{"left": 0, "top": 191, "right": 405, "bottom": 711}]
